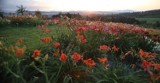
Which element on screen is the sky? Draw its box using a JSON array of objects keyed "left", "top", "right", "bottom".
[{"left": 0, "top": 0, "right": 160, "bottom": 12}]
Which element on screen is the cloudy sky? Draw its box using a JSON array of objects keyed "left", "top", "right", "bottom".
[{"left": 0, "top": 0, "right": 160, "bottom": 12}]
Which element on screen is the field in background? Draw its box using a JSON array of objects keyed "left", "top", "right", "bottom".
[{"left": 136, "top": 18, "right": 160, "bottom": 24}]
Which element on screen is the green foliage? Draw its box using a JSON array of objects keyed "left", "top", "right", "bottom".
[
  {"left": 0, "top": 17, "right": 11, "bottom": 27},
  {"left": 92, "top": 64, "right": 148, "bottom": 83},
  {"left": 0, "top": 17, "right": 160, "bottom": 83},
  {"left": 136, "top": 18, "right": 160, "bottom": 24},
  {"left": 136, "top": 18, "right": 160, "bottom": 29}
]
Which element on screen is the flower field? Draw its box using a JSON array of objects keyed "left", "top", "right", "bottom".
[{"left": 0, "top": 16, "right": 160, "bottom": 83}]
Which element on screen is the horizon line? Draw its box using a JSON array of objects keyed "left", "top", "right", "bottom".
[{"left": 2, "top": 8, "right": 160, "bottom": 13}]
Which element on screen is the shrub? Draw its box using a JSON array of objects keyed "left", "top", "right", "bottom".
[
  {"left": 6, "top": 15, "right": 44, "bottom": 27},
  {"left": 0, "top": 17, "right": 11, "bottom": 27}
]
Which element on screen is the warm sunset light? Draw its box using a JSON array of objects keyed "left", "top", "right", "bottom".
[{"left": 1, "top": 0, "right": 160, "bottom": 12}]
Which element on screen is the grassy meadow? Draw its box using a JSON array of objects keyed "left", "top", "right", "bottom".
[
  {"left": 136, "top": 18, "right": 160, "bottom": 24},
  {"left": 0, "top": 25, "right": 70, "bottom": 51}
]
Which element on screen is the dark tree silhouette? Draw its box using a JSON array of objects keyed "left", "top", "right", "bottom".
[
  {"left": 16, "top": 5, "right": 27, "bottom": 15},
  {"left": 0, "top": 9, "right": 3, "bottom": 18}
]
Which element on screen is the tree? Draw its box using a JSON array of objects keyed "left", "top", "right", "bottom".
[
  {"left": 0, "top": 9, "right": 3, "bottom": 18},
  {"left": 16, "top": 5, "right": 27, "bottom": 15}
]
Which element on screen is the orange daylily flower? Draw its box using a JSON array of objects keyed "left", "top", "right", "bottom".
[
  {"left": 32, "top": 49, "right": 41, "bottom": 58},
  {"left": 17, "top": 38, "right": 23, "bottom": 43},
  {"left": 53, "top": 50, "right": 60, "bottom": 57},
  {"left": 78, "top": 35, "right": 87, "bottom": 43},
  {"left": 150, "top": 74, "right": 160, "bottom": 81},
  {"left": 59, "top": 52, "right": 67, "bottom": 63},
  {"left": 99, "top": 45, "right": 110, "bottom": 52},
  {"left": 53, "top": 42, "right": 61, "bottom": 48},
  {"left": 45, "top": 29, "right": 51, "bottom": 33},
  {"left": 81, "top": 38, "right": 87, "bottom": 43},
  {"left": 112, "top": 45, "right": 119, "bottom": 52},
  {"left": 98, "top": 57, "right": 108, "bottom": 65},
  {"left": 71, "top": 52, "right": 81, "bottom": 63},
  {"left": 139, "top": 49, "right": 155, "bottom": 60},
  {"left": 141, "top": 60, "right": 152, "bottom": 71},
  {"left": 153, "top": 64, "right": 160, "bottom": 72},
  {"left": 40, "top": 37, "right": 52, "bottom": 43},
  {"left": 15, "top": 47, "right": 25, "bottom": 58},
  {"left": 83, "top": 58, "right": 96, "bottom": 67},
  {"left": 139, "top": 49, "right": 147, "bottom": 58}
]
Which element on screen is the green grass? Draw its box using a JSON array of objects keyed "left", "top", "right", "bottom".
[
  {"left": 0, "top": 25, "right": 69, "bottom": 51},
  {"left": 136, "top": 17, "right": 160, "bottom": 24}
]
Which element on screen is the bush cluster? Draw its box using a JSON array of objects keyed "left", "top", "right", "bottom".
[{"left": 5, "top": 15, "right": 44, "bottom": 27}]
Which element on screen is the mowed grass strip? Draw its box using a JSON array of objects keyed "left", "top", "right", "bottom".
[
  {"left": 136, "top": 17, "right": 160, "bottom": 24},
  {"left": 0, "top": 25, "right": 69, "bottom": 51}
]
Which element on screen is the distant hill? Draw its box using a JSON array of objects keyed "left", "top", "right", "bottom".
[
  {"left": 2, "top": 10, "right": 135, "bottom": 16},
  {"left": 118, "top": 9, "right": 160, "bottom": 18},
  {"left": 2, "top": 9, "right": 160, "bottom": 18}
]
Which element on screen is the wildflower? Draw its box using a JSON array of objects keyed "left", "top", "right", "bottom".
[
  {"left": 32, "top": 49, "right": 41, "bottom": 58},
  {"left": 53, "top": 42, "right": 61, "bottom": 48},
  {"left": 99, "top": 45, "right": 110, "bottom": 52},
  {"left": 15, "top": 47, "right": 25, "bottom": 58},
  {"left": 37, "top": 24, "right": 46, "bottom": 29},
  {"left": 81, "top": 38, "right": 87, "bottom": 43},
  {"left": 17, "top": 38, "right": 23, "bottom": 43},
  {"left": 153, "top": 64, "right": 160, "bottom": 72},
  {"left": 139, "top": 49, "right": 155, "bottom": 60},
  {"left": 52, "top": 18, "right": 60, "bottom": 23},
  {"left": 42, "top": 24, "right": 46, "bottom": 28},
  {"left": 76, "top": 27, "right": 86, "bottom": 32},
  {"left": 59, "top": 52, "right": 67, "bottom": 63},
  {"left": 139, "top": 49, "right": 146, "bottom": 58},
  {"left": 141, "top": 60, "right": 152, "bottom": 71},
  {"left": 78, "top": 35, "right": 87, "bottom": 43},
  {"left": 53, "top": 50, "right": 60, "bottom": 57},
  {"left": 40, "top": 37, "right": 52, "bottom": 43},
  {"left": 45, "top": 20, "right": 49, "bottom": 24},
  {"left": 71, "top": 52, "right": 81, "bottom": 63},
  {"left": 98, "top": 57, "right": 108, "bottom": 65},
  {"left": 112, "top": 45, "right": 119, "bottom": 52},
  {"left": 113, "top": 32, "right": 118, "bottom": 36},
  {"left": 83, "top": 58, "right": 96, "bottom": 67},
  {"left": 150, "top": 73, "right": 160, "bottom": 81},
  {"left": 45, "top": 29, "right": 51, "bottom": 33}
]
